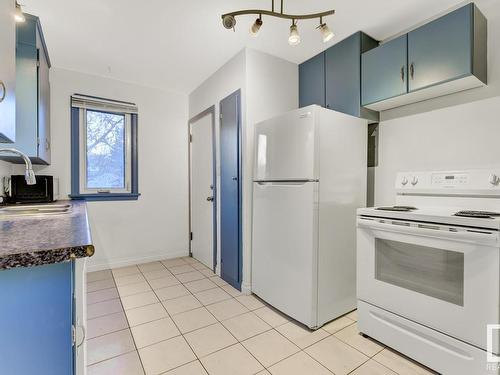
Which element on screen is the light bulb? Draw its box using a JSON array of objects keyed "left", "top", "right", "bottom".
[
  {"left": 288, "top": 24, "right": 300, "bottom": 46},
  {"left": 250, "top": 18, "right": 263, "bottom": 36},
  {"left": 14, "top": 3, "right": 25, "bottom": 23},
  {"left": 319, "top": 23, "right": 334, "bottom": 43}
]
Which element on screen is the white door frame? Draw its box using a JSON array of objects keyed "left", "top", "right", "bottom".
[{"left": 188, "top": 106, "right": 217, "bottom": 271}]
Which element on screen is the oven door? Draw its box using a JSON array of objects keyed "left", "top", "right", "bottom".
[{"left": 357, "top": 216, "right": 500, "bottom": 353}]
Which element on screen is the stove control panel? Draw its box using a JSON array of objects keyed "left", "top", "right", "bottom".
[
  {"left": 431, "top": 173, "right": 468, "bottom": 186},
  {"left": 396, "top": 169, "right": 500, "bottom": 196}
]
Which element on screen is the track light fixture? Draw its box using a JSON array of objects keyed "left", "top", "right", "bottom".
[
  {"left": 250, "top": 16, "right": 263, "bottom": 36},
  {"left": 222, "top": 14, "right": 236, "bottom": 30},
  {"left": 318, "top": 17, "right": 334, "bottom": 43},
  {"left": 14, "top": 2, "right": 25, "bottom": 23},
  {"left": 288, "top": 20, "right": 300, "bottom": 46},
  {"left": 221, "top": 0, "right": 335, "bottom": 45}
]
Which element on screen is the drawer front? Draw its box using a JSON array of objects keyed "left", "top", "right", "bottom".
[{"left": 358, "top": 301, "right": 498, "bottom": 375}]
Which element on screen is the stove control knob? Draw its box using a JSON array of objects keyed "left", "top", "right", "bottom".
[
  {"left": 489, "top": 174, "right": 500, "bottom": 186},
  {"left": 411, "top": 176, "right": 419, "bottom": 186},
  {"left": 401, "top": 177, "right": 409, "bottom": 186}
]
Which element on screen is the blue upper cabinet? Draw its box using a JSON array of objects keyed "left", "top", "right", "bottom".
[
  {"left": 362, "top": 3, "right": 487, "bottom": 111},
  {"left": 361, "top": 35, "right": 408, "bottom": 108},
  {"left": 299, "top": 53, "right": 325, "bottom": 108},
  {"left": 326, "top": 32, "right": 379, "bottom": 122},
  {"left": 408, "top": 4, "right": 483, "bottom": 92},
  {"left": 299, "top": 31, "right": 379, "bottom": 122},
  {"left": 0, "top": 0, "right": 16, "bottom": 143},
  {"left": 0, "top": 13, "right": 51, "bottom": 164}
]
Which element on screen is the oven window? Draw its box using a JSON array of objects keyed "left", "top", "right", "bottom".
[{"left": 375, "top": 239, "right": 464, "bottom": 306}]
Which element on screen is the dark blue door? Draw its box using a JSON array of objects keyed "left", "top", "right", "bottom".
[{"left": 220, "top": 90, "right": 242, "bottom": 290}]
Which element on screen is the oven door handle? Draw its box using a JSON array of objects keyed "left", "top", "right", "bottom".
[{"left": 357, "top": 218, "right": 499, "bottom": 245}]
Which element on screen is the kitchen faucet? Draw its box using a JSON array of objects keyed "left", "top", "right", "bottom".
[{"left": 0, "top": 148, "right": 36, "bottom": 185}]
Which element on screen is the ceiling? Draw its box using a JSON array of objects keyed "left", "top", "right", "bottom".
[{"left": 23, "top": 0, "right": 465, "bottom": 94}]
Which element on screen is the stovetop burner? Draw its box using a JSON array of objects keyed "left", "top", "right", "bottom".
[
  {"left": 454, "top": 210, "right": 500, "bottom": 219},
  {"left": 375, "top": 206, "right": 418, "bottom": 212}
]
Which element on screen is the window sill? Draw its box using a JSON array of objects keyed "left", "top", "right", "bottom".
[{"left": 69, "top": 193, "right": 140, "bottom": 202}]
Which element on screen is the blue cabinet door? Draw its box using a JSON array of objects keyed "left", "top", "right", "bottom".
[
  {"left": 361, "top": 34, "right": 408, "bottom": 106},
  {"left": 14, "top": 42, "right": 39, "bottom": 157},
  {"left": 220, "top": 91, "right": 242, "bottom": 290},
  {"left": 0, "top": 0, "right": 16, "bottom": 143},
  {"left": 299, "top": 53, "right": 325, "bottom": 108},
  {"left": 325, "top": 32, "right": 361, "bottom": 116},
  {"left": 0, "top": 14, "right": 51, "bottom": 163},
  {"left": 408, "top": 4, "right": 473, "bottom": 92},
  {"left": 0, "top": 262, "right": 74, "bottom": 375}
]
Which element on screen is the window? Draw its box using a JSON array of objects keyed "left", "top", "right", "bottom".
[{"left": 71, "top": 95, "right": 139, "bottom": 201}]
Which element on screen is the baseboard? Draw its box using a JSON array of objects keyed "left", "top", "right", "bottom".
[
  {"left": 241, "top": 280, "right": 252, "bottom": 295},
  {"left": 86, "top": 250, "right": 189, "bottom": 272}
]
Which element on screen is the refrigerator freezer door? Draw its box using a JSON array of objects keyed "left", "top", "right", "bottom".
[
  {"left": 254, "top": 109, "right": 317, "bottom": 181},
  {"left": 252, "top": 181, "right": 318, "bottom": 327}
]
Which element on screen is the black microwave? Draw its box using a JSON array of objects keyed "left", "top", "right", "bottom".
[{"left": 4, "top": 175, "right": 59, "bottom": 203}]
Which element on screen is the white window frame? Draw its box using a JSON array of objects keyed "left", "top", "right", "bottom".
[{"left": 78, "top": 108, "right": 132, "bottom": 195}]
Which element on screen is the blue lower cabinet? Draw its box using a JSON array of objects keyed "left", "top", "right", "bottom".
[{"left": 0, "top": 262, "right": 74, "bottom": 375}]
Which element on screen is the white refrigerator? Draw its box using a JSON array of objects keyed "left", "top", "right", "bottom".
[{"left": 252, "top": 105, "right": 367, "bottom": 329}]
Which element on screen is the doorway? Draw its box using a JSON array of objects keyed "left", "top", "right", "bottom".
[
  {"left": 219, "top": 90, "right": 242, "bottom": 290},
  {"left": 189, "top": 106, "right": 216, "bottom": 270}
]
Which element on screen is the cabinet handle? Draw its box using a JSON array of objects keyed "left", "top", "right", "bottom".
[
  {"left": 410, "top": 63, "right": 415, "bottom": 80},
  {"left": 0, "top": 81, "right": 5, "bottom": 103},
  {"left": 400, "top": 66, "right": 405, "bottom": 82}
]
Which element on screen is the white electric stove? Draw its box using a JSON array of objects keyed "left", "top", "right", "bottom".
[{"left": 357, "top": 169, "right": 500, "bottom": 375}]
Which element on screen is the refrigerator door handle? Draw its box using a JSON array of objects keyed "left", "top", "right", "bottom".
[{"left": 254, "top": 179, "right": 318, "bottom": 185}]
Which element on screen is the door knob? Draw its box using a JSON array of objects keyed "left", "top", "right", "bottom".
[
  {"left": 206, "top": 196, "right": 214, "bottom": 202},
  {"left": 232, "top": 177, "right": 238, "bottom": 181}
]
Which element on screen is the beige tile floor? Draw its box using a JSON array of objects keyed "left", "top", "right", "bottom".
[{"left": 86, "top": 257, "right": 437, "bottom": 375}]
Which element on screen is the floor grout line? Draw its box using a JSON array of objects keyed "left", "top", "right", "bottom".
[
  {"left": 110, "top": 266, "right": 147, "bottom": 375},
  {"left": 86, "top": 257, "right": 434, "bottom": 375},
  {"left": 158, "top": 258, "right": 268, "bottom": 373},
  {"left": 139, "top": 258, "right": 206, "bottom": 373},
  {"left": 86, "top": 345, "right": 139, "bottom": 368}
]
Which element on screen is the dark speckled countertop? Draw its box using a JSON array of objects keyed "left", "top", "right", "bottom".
[{"left": 0, "top": 200, "right": 94, "bottom": 270}]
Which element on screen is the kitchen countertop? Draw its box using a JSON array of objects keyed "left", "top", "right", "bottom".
[{"left": 0, "top": 200, "right": 94, "bottom": 270}]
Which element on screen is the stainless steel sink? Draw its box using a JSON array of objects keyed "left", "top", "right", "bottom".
[{"left": 0, "top": 203, "right": 72, "bottom": 217}]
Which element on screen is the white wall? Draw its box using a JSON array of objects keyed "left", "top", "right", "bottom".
[
  {"left": 14, "top": 68, "right": 189, "bottom": 271},
  {"left": 188, "top": 48, "right": 298, "bottom": 292},
  {"left": 374, "top": 0, "right": 500, "bottom": 205},
  {"left": 375, "top": 96, "right": 500, "bottom": 204}
]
